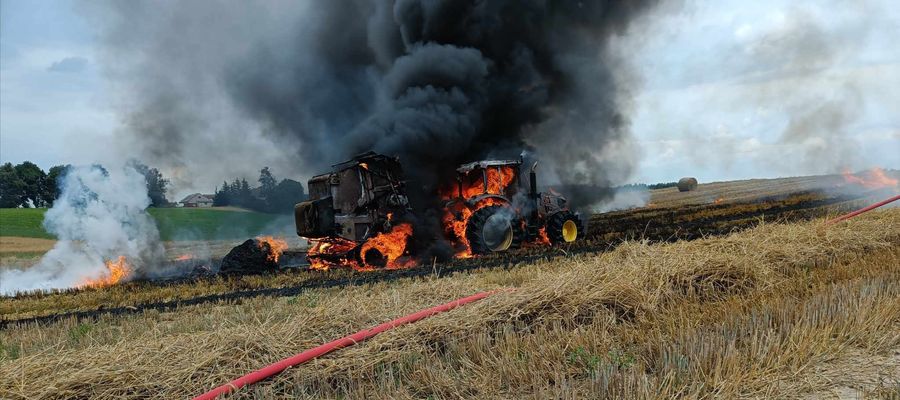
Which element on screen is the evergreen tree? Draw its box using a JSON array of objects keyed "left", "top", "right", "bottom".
[
  {"left": 214, "top": 181, "right": 231, "bottom": 206},
  {"left": 240, "top": 178, "right": 251, "bottom": 195},
  {"left": 229, "top": 178, "right": 241, "bottom": 206},
  {"left": 258, "top": 167, "right": 277, "bottom": 197},
  {"left": 265, "top": 179, "right": 306, "bottom": 213},
  {"left": 211, "top": 172, "right": 306, "bottom": 213}
]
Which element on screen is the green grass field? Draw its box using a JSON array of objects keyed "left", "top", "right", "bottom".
[
  {"left": 0, "top": 208, "right": 289, "bottom": 241},
  {"left": 0, "top": 209, "right": 51, "bottom": 239}
]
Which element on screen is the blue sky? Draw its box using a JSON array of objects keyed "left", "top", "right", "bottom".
[
  {"left": 1, "top": 0, "right": 898, "bottom": 194},
  {"left": 1, "top": 0, "right": 118, "bottom": 168}
]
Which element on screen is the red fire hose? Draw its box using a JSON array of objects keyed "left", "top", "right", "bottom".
[
  {"left": 193, "top": 195, "right": 897, "bottom": 398},
  {"left": 194, "top": 289, "right": 504, "bottom": 400},
  {"left": 825, "top": 194, "right": 900, "bottom": 225}
]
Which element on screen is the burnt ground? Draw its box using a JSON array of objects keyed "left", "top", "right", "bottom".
[
  {"left": 2, "top": 186, "right": 894, "bottom": 328},
  {"left": 587, "top": 190, "right": 871, "bottom": 243}
]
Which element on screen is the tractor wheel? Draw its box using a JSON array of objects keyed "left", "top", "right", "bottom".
[
  {"left": 361, "top": 247, "right": 387, "bottom": 269},
  {"left": 466, "top": 205, "right": 523, "bottom": 255},
  {"left": 545, "top": 211, "right": 583, "bottom": 245}
]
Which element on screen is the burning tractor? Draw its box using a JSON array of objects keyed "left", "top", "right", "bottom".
[
  {"left": 294, "top": 152, "right": 414, "bottom": 270},
  {"left": 442, "top": 158, "right": 583, "bottom": 256},
  {"left": 294, "top": 151, "right": 583, "bottom": 269}
]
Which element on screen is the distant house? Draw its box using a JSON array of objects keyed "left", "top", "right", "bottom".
[{"left": 179, "top": 193, "right": 215, "bottom": 208}]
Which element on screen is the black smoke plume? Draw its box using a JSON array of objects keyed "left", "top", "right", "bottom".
[
  {"left": 89, "top": 0, "right": 655, "bottom": 201},
  {"left": 88, "top": 0, "right": 658, "bottom": 259}
]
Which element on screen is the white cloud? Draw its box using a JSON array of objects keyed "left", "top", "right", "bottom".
[
  {"left": 48, "top": 56, "right": 88, "bottom": 72},
  {"left": 619, "top": 0, "right": 900, "bottom": 183}
]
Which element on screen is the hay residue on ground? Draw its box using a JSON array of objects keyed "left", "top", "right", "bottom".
[{"left": 1, "top": 209, "right": 898, "bottom": 399}]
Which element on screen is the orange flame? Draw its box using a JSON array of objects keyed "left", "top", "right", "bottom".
[
  {"left": 442, "top": 197, "right": 508, "bottom": 257},
  {"left": 306, "top": 224, "right": 415, "bottom": 271},
  {"left": 359, "top": 223, "right": 415, "bottom": 270},
  {"left": 438, "top": 166, "right": 520, "bottom": 257},
  {"left": 842, "top": 168, "right": 898, "bottom": 189},
  {"left": 256, "top": 236, "right": 288, "bottom": 263},
  {"left": 302, "top": 164, "right": 537, "bottom": 271},
  {"left": 308, "top": 237, "right": 358, "bottom": 271},
  {"left": 174, "top": 254, "right": 193, "bottom": 261},
  {"left": 485, "top": 166, "right": 517, "bottom": 196},
  {"left": 714, "top": 197, "right": 724, "bottom": 204},
  {"left": 535, "top": 226, "right": 551, "bottom": 245},
  {"left": 80, "top": 256, "right": 131, "bottom": 288},
  {"left": 442, "top": 166, "right": 517, "bottom": 199}
]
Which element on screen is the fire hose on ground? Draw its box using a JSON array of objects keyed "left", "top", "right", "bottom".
[
  {"left": 193, "top": 289, "right": 507, "bottom": 400},
  {"left": 194, "top": 194, "right": 898, "bottom": 399},
  {"left": 825, "top": 194, "right": 900, "bottom": 225}
]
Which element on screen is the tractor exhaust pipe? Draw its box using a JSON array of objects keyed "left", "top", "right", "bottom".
[{"left": 529, "top": 162, "right": 538, "bottom": 199}]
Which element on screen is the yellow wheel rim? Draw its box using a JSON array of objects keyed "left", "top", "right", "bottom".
[
  {"left": 562, "top": 220, "right": 578, "bottom": 242},
  {"left": 484, "top": 213, "right": 514, "bottom": 252},
  {"left": 493, "top": 226, "right": 514, "bottom": 251}
]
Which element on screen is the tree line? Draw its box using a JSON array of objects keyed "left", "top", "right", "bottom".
[
  {"left": 0, "top": 161, "right": 169, "bottom": 208},
  {"left": 213, "top": 167, "right": 305, "bottom": 214},
  {"left": 0, "top": 161, "right": 307, "bottom": 214}
]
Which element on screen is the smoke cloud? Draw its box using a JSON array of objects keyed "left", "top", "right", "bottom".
[
  {"left": 623, "top": 0, "right": 900, "bottom": 182},
  {"left": 85, "top": 0, "right": 658, "bottom": 205},
  {"left": 0, "top": 165, "right": 164, "bottom": 295}
]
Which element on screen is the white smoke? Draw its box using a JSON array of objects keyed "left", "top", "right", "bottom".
[
  {"left": 0, "top": 165, "right": 165, "bottom": 295},
  {"left": 591, "top": 188, "right": 651, "bottom": 213}
]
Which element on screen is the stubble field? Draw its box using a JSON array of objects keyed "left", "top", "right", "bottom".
[{"left": 1, "top": 174, "right": 898, "bottom": 399}]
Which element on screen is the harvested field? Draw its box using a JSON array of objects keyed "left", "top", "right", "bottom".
[
  {"left": 0, "top": 237, "right": 56, "bottom": 255},
  {"left": 1, "top": 208, "right": 898, "bottom": 399},
  {"left": 0, "top": 238, "right": 55, "bottom": 271},
  {"left": 646, "top": 172, "right": 897, "bottom": 207},
  {"left": 588, "top": 188, "right": 891, "bottom": 244},
  {"left": 1, "top": 181, "right": 892, "bottom": 325},
  {"left": 650, "top": 175, "right": 836, "bottom": 206}
]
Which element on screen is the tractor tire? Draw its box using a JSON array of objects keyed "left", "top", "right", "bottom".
[
  {"left": 545, "top": 211, "right": 583, "bottom": 245},
  {"left": 466, "top": 205, "right": 523, "bottom": 255},
  {"left": 360, "top": 247, "right": 387, "bottom": 269}
]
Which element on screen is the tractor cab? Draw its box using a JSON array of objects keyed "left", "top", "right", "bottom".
[
  {"left": 449, "top": 159, "right": 523, "bottom": 204},
  {"left": 296, "top": 151, "right": 409, "bottom": 242}
]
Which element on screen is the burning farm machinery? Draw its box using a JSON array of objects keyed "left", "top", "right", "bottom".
[
  {"left": 293, "top": 151, "right": 583, "bottom": 269},
  {"left": 442, "top": 158, "right": 583, "bottom": 256},
  {"left": 294, "top": 152, "right": 413, "bottom": 270}
]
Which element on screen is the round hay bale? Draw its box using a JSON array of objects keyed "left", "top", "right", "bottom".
[
  {"left": 220, "top": 239, "right": 279, "bottom": 274},
  {"left": 677, "top": 177, "right": 698, "bottom": 192}
]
